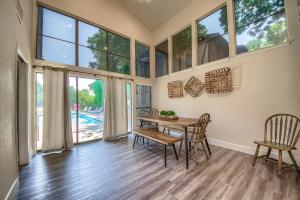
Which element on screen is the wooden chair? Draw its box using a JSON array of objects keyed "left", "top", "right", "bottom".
[
  {"left": 252, "top": 114, "right": 300, "bottom": 176},
  {"left": 178, "top": 113, "right": 211, "bottom": 160}
]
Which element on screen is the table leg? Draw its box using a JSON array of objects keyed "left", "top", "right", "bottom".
[
  {"left": 156, "top": 123, "right": 159, "bottom": 131},
  {"left": 184, "top": 126, "right": 189, "bottom": 169}
]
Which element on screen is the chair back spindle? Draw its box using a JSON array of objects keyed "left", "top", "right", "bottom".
[
  {"left": 193, "top": 113, "right": 211, "bottom": 141},
  {"left": 264, "top": 114, "right": 300, "bottom": 148}
]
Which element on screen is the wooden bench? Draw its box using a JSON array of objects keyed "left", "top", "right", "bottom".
[{"left": 132, "top": 128, "right": 182, "bottom": 167}]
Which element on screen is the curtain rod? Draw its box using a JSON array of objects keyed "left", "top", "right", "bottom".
[{"left": 33, "top": 65, "right": 134, "bottom": 81}]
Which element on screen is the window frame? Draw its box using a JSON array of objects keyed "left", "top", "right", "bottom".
[
  {"left": 136, "top": 84, "right": 152, "bottom": 111},
  {"left": 36, "top": 6, "right": 77, "bottom": 65},
  {"left": 233, "top": 0, "right": 288, "bottom": 55},
  {"left": 155, "top": 39, "right": 169, "bottom": 78},
  {"left": 171, "top": 25, "right": 192, "bottom": 73},
  {"left": 36, "top": 4, "right": 132, "bottom": 75},
  {"left": 135, "top": 41, "right": 151, "bottom": 78},
  {"left": 195, "top": 3, "right": 229, "bottom": 65}
]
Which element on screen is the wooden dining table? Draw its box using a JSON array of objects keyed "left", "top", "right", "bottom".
[{"left": 136, "top": 115, "right": 198, "bottom": 169}]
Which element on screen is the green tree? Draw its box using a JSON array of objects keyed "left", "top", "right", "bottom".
[
  {"left": 197, "top": 24, "right": 208, "bottom": 40},
  {"left": 234, "top": 0, "right": 284, "bottom": 36},
  {"left": 79, "top": 89, "right": 95, "bottom": 110},
  {"left": 246, "top": 39, "right": 264, "bottom": 51},
  {"left": 87, "top": 30, "right": 107, "bottom": 70},
  {"left": 36, "top": 81, "right": 43, "bottom": 107},
  {"left": 69, "top": 86, "right": 77, "bottom": 105},
  {"left": 173, "top": 26, "right": 192, "bottom": 68},
  {"left": 219, "top": 6, "right": 228, "bottom": 33},
  {"left": 89, "top": 80, "right": 104, "bottom": 107},
  {"left": 87, "top": 31, "right": 130, "bottom": 75},
  {"left": 266, "top": 20, "right": 287, "bottom": 45},
  {"left": 245, "top": 19, "right": 287, "bottom": 51}
]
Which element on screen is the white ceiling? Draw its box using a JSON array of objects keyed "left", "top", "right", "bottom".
[{"left": 118, "top": 0, "right": 195, "bottom": 31}]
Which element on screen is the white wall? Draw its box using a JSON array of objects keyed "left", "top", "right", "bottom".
[
  {"left": 0, "top": 0, "right": 33, "bottom": 199},
  {"left": 152, "top": 0, "right": 300, "bottom": 160}
]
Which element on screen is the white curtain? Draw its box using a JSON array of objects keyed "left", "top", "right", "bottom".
[
  {"left": 103, "top": 77, "right": 128, "bottom": 140},
  {"left": 42, "top": 69, "right": 73, "bottom": 151},
  {"left": 63, "top": 70, "right": 73, "bottom": 150}
]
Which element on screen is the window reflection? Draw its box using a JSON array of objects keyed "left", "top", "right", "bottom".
[
  {"left": 155, "top": 40, "right": 168, "bottom": 77},
  {"left": 234, "top": 0, "right": 287, "bottom": 54},
  {"left": 172, "top": 27, "right": 192, "bottom": 72},
  {"left": 78, "top": 46, "right": 107, "bottom": 70},
  {"left": 136, "top": 43, "right": 150, "bottom": 78},
  {"left": 197, "top": 6, "right": 229, "bottom": 65}
]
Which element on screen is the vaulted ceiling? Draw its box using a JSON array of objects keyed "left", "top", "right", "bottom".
[{"left": 117, "top": 0, "right": 195, "bottom": 31}]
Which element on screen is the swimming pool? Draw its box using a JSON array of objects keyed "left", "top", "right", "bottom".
[{"left": 71, "top": 112, "right": 103, "bottom": 126}]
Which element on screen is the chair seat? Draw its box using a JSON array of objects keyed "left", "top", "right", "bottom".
[{"left": 254, "top": 141, "right": 297, "bottom": 151}]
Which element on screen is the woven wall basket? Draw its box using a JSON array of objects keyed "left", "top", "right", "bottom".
[
  {"left": 205, "top": 67, "right": 233, "bottom": 94},
  {"left": 184, "top": 76, "right": 205, "bottom": 97}
]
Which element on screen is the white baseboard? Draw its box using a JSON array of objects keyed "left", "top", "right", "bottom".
[
  {"left": 207, "top": 138, "right": 300, "bottom": 164},
  {"left": 4, "top": 177, "right": 19, "bottom": 200}
]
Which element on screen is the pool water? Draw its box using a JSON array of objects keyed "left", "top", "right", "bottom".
[{"left": 71, "top": 112, "right": 103, "bottom": 126}]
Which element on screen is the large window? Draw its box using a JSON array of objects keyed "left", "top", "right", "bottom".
[
  {"left": 78, "top": 21, "right": 107, "bottom": 71},
  {"left": 135, "top": 42, "right": 150, "bottom": 78},
  {"left": 172, "top": 26, "right": 192, "bottom": 73},
  {"left": 37, "top": 6, "right": 130, "bottom": 75},
  {"left": 155, "top": 40, "right": 168, "bottom": 77},
  {"left": 197, "top": 6, "right": 229, "bottom": 65},
  {"left": 136, "top": 85, "right": 151, "bottom": 114},
  {"left": 37, "top": 7, "right": 76, "bottom": 65},
  {"left": 234, "top": 0, "right": 287, "bottom": 54},
  {"left": 107, "top": 32, "right": 130, "bottom": 74}
]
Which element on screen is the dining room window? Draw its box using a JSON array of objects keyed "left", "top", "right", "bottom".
[
  {"left": 135, "top": 42, "right": 150, "bottom": 78},
  {"left": 197, "top": 6, "right": 229, "bottom": 65},
  {"left": 172, "top": 26, "right": 192, "bottom": 73},
  {"left": 234, "top": 0, "right": 287, "bottom": 54},
  {"left": 78, "top": 21, "right": 107, "bottom": 71},
  {"left": 36, "top": 6, "right": 131, "bottom": 75},
  {"left": 155, "top": 40, "right": 169, "bottom": 78},
  {"left": 107, "top": 32, "right": 131, "bottom": 75},
  {"left": 136, "top": 84, "right": 151, "bottom": 114},
  {"left": 36, "top": 7, "right": 76, "bottom": 65}
]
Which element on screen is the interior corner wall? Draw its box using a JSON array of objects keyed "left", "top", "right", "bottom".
[
  {"left": 152, "top": 0, "right": 300, "bottom": 160},
  {"left": 0, "top": 0, "right": 33, "bottom": 199}
]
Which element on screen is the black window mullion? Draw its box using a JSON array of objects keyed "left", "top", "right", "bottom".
[
  {"left": 75, "top": 19, "right": 79, "bottom": 66},
  {"left": 105, "top": 31, "right": 109, "bottom": 72}
]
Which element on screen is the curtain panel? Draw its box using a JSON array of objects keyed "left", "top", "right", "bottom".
[
  {"left": 42, "top": 68, "right": 73, "bottom": 152},
  {"left": 103, "top": 77, "right": 128, "bottom": 140}
]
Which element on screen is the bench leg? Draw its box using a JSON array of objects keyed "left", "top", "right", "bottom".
[
  {"left": 172, "top": 144, "right": 178, "bottom": 161},
  {"left": 164, "top": 145, "right": 167, "bottom": 167},
  {"left": 133, "top": 134, "right": 137, "bottom": 149}
]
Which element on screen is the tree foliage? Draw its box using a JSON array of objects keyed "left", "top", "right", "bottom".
[
  {"left": 36, "top": 81, "right": 43, "bottom": 107},
  {"left": 87, "top": 30, "right": 130, "bottom": 74},
  {"left": 234, "top": 0, "right": 284, "bottom": 36},
  {"left": 89, "top": 80, "right": 104, "bottom": 107}
]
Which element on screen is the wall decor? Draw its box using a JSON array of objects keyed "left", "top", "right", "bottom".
[
  {"left": 205, "top": 67, "right": 233, "bottom": 94},
  {"left": 168, "top": 80, "right": 183, "bottom": 98},
  {"left": 184, "top": 76, "right": 205, "bottom": 97}
]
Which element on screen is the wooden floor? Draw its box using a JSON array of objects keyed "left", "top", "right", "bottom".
[{"left": 16, "top": 136, "right": 300, "bottom": 200}]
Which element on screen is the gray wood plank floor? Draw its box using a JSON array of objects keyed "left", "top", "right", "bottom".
[{"left": 15, "top": 136, "right": 300, "bottom": 200}]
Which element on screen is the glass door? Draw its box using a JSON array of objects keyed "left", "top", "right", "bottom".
[
  {"left": 69, "top": 77, "right": 105, "bottom": 143},
  {"left": 36, "top": 73, "right": 43, "bottom": 150},
  {"left": 126, "top": 83, "right": 132, "bottom": 132}
]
